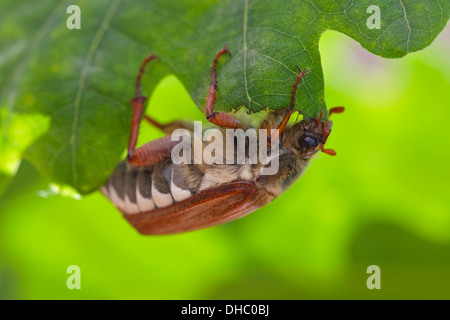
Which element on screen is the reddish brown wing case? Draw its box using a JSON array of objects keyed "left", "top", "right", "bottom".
[{"left": 123, "top": 181, "right": 272, "bottom": 235}]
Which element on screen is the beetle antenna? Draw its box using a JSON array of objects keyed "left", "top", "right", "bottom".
[
  {"left": 321, "top": 148, "right": 336, "bottom": 156},
  {"left": 328, "top": 106, "right": 345, "bottom": 117}
]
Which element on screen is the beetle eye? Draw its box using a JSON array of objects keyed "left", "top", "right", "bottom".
[{"left": 298, "top": 135, "right": 319, "bottom": 151}]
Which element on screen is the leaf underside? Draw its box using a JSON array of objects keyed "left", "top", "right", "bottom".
[{"left": 0, "top": 0, "right": 448, "bottom": 194}]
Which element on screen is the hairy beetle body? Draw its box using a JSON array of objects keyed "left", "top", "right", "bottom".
[{"left": 102, "top": 47, "right": 342, "bottom": 234}]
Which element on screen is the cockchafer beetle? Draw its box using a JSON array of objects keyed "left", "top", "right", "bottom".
[{"left": 101, "top": 46, "right": 344, "bottom": 235}]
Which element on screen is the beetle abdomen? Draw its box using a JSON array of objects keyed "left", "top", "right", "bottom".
[
  {"left": 101, "top": 149, "right": 270, "bottom": 215},
  {"left": 102, "top": 160, "right": 207, "bottom": 214}
]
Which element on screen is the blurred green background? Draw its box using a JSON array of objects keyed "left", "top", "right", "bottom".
[{"left": 1, "top": 25, "right": 449, "bottom": 300}]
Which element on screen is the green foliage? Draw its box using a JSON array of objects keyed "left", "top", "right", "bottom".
[
  {"left": 0, "top": 0, "right": 448, "bottom": 194},
  {"left": 1, "top": 28, "right": 450, "bottom": 298}
]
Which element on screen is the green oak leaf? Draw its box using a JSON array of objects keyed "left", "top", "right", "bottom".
[{"left": 0, "top": 0, "right": 448, "bottom": 194}]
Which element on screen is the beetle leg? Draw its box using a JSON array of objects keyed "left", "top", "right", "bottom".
[
  {"left": 267, "top": 66, "right": 308, "bottom": 144},
  {"left": 127, "top": 54, "right": 159, "bottom": 163},
  {"left": 205, "top": 46, "right": 241, "bottom": 129},
  {"left": 143, "top": 115, "right": 194, "bottom": 134},
  {"left": 127, "top": 135, "right": 181, "bottom": 167},
  {"left": 276, "top": 66, "right": 308, "bottom": 134}
]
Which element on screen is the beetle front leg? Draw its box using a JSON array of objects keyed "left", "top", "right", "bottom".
[
  {"left": 205, "top": 46, "right": 241, "bottom": 129},
  {"left": 275, "top": 66, "right": 308, "bottom": 135},
  {"left": 265, "top": 66, "right": 308, "bottom": 145}
]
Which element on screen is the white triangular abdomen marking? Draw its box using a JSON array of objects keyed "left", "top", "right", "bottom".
[
  {"left": 170, "top": 182, "right": 192, "bottom": 202},
  {"left": 109, "top": 185, "right": 126, "bottom": 212},
  {"left": 124, "top": 194, "right": 140, "bottom": 215},
  {"left": 152, "top": 179, "right": 174, "bottom": 208},
  {"left": 136, "top": 189, "right": 156, "bottom": 212}
]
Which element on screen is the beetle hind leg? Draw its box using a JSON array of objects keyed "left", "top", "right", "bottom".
[
  {"left": 126, "top": 55, "right": 193, "bottom": 167},
  {"left": 127, "top": 54, "right": 159, "bottom": 162}
]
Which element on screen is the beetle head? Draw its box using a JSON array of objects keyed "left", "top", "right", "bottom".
[{"left": 282, "top": 110, "right": 336, "bottom": 159}]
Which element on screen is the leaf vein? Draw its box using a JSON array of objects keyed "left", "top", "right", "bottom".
[
  {"left": 399, "top": 0, "right": 411, "bottom": 52},
  {"left": 70, "top": 0, "right": 122, "bottom": 189}
]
